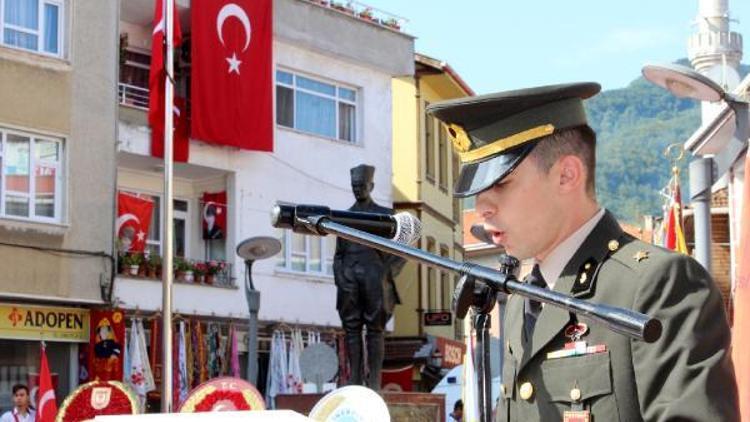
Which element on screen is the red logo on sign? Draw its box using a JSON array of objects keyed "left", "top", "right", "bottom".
[{"left": 8, "top": 307, "right": 23, "bottom": 326}]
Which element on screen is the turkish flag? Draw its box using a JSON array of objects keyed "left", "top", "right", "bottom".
[
  {"left": 191, "top": 0, "right": 273, "bottom": 151},
  {"left": 117, "top": 192, "right": 154, "bottom": 253},
  {"left": 202, "top": 191, "right": 227, "bottom": 240},
  {"left": 152, "top": 96, "right": 189, "bottom": 162},
  {"left": 148, "top": 0, "right": 186, "bottom": 160},
  {"left": 37, "top": 344, "right": 58, "bottom": 422},
  {"left": 664, "top": 173, "right": 688, "bottom": 254}
]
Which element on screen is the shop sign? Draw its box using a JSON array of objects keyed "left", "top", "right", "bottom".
[
  {"left": 424, "top": 311, "right": 452, "bottom": 326},
  {"left": 436, "top": 336, "right": 466, "bottom": 369},
  {"left": 0, "top": 303, "right": 90, "bottom": 342}
]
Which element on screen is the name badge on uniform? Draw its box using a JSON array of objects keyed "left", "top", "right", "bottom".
[{"left": 563, "top": 410, "right": 590, "bottom": 422}]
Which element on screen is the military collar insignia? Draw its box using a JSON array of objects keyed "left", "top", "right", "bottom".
[
  {"left": 633, "top": 250, "right": 650, "bottom": 262},
  {"left": 571, "top": 257, "right": 598, "bottom": 295}
]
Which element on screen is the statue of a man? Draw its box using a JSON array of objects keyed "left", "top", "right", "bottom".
[{"left": 333, "top": 164, "right": 406, "bottom": 390}]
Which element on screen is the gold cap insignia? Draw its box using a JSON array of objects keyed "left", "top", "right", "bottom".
[{"left": 447, "top": 124, "right": 471, "bottom": 153}]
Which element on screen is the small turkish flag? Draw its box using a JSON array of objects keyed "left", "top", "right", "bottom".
[
  {"left": 191, "top": 0, "right": 273, "bottom": 151},
  {"left": 37, "top": 344, "right": 58, "bottom": 422},
  {"left": 202, "top": 191, "right": 227, "bottom": 240},
  {"left": 117, "top": 192, "right": 154, "bottom": 253}
]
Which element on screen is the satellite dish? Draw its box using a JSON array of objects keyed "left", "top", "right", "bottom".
[
  {"left": 309, "top": 385, "right": 390, "bottom": 422},
  {"left": 300, "top": 343, "right": 338, "bottom": 393},
  {"left": 642, "top": 63, "right": 725, "bottom": 102},
  {"left": 236, "top": 236, "right": 281, "bottom": 261}
]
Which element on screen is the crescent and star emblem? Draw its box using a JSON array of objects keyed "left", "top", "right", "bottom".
[
  {"left": 116, "top": 213, "right": 146, "bottom": 243},
  {"left": 216, "top": 3, "right": 252, "bottom": 75}
]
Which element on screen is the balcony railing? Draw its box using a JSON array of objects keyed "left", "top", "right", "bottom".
[
  {"left": 119, "top": 83, "right": 149, "bottom": 110},
  {"left": 305, "top": 0, "right": 407, "bottom": 31}
]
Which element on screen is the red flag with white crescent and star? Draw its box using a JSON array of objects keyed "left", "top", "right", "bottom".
[
  {"left": 191, "top": 0, "right": 273, "bottom": 151},
  {"left": 37, "top": 343, "right": 58, "bottom": 422},
  {"left": 117, "top": 192, "right": 154, "bottom": 253},
  {"left": 148, "top": 0, "right": 187, "bottom": 161}
]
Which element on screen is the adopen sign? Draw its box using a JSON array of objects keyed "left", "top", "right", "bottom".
[{"left": 0, "top": 303, "right": 90, "bottom": 342}]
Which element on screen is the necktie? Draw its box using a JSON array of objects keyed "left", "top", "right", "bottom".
[{"left": 523, "top": 264, "right": 547, "bottom": 341}]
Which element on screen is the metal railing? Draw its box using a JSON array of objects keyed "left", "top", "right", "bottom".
[
  {"left": 118, "top": 82, "right": 149, "bottom": 110},
  {"left": 305, "top": 0, "right": 408, "bottom": 31}
]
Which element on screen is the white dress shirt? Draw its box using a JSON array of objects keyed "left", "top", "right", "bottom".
[
  {"left": 537, "top": 208, "right": 605, "bottom": 291},
  {"left": 0, "top": 407, "right": 36, "bottom": 422}
]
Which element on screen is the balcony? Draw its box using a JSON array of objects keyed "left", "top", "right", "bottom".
[
  {"left": 303, "top": 0, "right": 408, "bottom": 32},
  {"left": 117, "top": 252, "right": 237, "bottom": 289},
  {"left": 119, "top": 82, "right": 149, "bottom": 110}
]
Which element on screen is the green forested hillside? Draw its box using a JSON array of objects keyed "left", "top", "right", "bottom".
[
  {"left": 589, "top": 61, "right": 749, "bottom": 223},
  {"left": 461, "top": 61, "right": 747, "bottom": 223}
]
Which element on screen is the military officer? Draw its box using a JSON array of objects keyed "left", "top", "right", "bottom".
[{"left": 427, "top": 83, "right": 738, "bottom": 421}]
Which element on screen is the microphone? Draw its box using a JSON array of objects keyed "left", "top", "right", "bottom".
[{"left": 271, "top": 203, "right": 422, "bottom": 245}]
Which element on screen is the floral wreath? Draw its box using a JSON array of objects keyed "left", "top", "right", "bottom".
[
  {"left": 56, "top": 380, "right": 138, "bottom": 422},
  {"left": 179, "top": 377, "right": 265, "bottom": 413}
]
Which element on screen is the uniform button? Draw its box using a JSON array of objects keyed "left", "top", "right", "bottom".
[
  {"left": 519, "top": 382, "right": 534, "bottom": 400},
  {"left": 570, "top": 387, "right": 582, "bottom": 402},
  {"left": 608, "top": 239, "right": 620, "bottom": 251}
]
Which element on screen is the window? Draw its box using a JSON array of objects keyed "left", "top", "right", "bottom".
[
  {"left": 277, "top": 230, "right": 335, "bottom": 276},
  {"left": 0, "top": 128, "right": 63, "bottom": 222},
  {"left": 276, "top": 69, "right": 357, "bottom": 142},
  {"left": 440, "top": 245, "right": 451, "bottom": 310},
  {"left": 452, "top": 154, "right": 460, "bottom": 221},
  {"left": 1, "top": 0, "right": 63, "bottom": 56},
  {"left": 426, "top": 237, "right": 436, "bottom": 310},
  {"left": 425, "top": 109, "right": 435, "bottom": 182},
  {"left": 438, "top": 124, "right": 448, "bottom": 189},
  {"left": 121, "top": 192, "right": 189, "bottom": 258}
]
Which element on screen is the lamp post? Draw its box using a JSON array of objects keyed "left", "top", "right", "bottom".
[
  {"left": 236, "top": 236, "right": 281, "bottom": 385},
  {"left": 642, "top": 63, "right": 750, "bottom": 271}
]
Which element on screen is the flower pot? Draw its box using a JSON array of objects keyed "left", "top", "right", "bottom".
[
  {"left": 128, "top": 265, "right": 139, "bottom": 276},
  {"left": 205, "top": 274, "right": 215, "bottom": 285},
  {"left": 183, "top": 270, "right": 194, "bottom": 283},
  {"left": 195, "top": 274, "right": 205, "bottom": 284},
  {"left": 147, "top": 268, "right": 157, "bottom": 279}
]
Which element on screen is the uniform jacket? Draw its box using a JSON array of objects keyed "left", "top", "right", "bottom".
[{"left": 497, "top": 210, "right": 738, "bottom": 421}]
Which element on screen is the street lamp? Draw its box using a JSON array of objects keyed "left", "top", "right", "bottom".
[{"left": 642, "top": 63, "right": 750, "bottom": 270}]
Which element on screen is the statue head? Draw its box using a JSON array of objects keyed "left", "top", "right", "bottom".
[{"left": 350, "top": 164, "right": 375, "bottom": 203}]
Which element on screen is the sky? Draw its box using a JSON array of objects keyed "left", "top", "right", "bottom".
[{"left": 363, "top": 0, "right": 750, "bottom": 94}]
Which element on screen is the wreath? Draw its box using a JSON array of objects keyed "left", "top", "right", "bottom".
[
  {"left": 179, "top": 377, "right": 265, "bottom": 413},
  {"left": 56, "top": 381, "right": 138, "bottom": 422}
]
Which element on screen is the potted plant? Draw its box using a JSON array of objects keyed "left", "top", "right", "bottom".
[
  {"left": 121, "top": 253, "right": 142, "bottom": 277},
  {"left": 359, "top": 8, "right": 375, "bottom": 21},
  {"left": 193, "top": 262, "right": 207, "bottom": 284},
  {"left": 174, "top": 257, "right": 194, "bottom": 283},
  {"left": 146, "top": 254, "right": 162, "bottom": 279},
  {"left": 383, "top": 18, "right": 400, "bottom": 30},
  {"left": 206, "top": 260, "right": 226, "bottom": 285},
  {"left": 330, "top": 1, "right": 353, "bottom": 14}
]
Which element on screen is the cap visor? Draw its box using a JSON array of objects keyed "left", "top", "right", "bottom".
[{"left": 453, "top": 142, "right": 536, "bottom": 198}]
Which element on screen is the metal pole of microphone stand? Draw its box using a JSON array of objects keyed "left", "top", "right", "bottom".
[{"left": 475, "top": 312, "right": 492, "bottom": 422}]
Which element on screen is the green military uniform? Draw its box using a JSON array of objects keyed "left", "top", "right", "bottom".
[{"left": 427, "top": 83, "right": 739, "bottom": 421}]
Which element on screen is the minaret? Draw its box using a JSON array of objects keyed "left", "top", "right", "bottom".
[{"left": 688, "top": 0, "right": 743, "bottom": 120}]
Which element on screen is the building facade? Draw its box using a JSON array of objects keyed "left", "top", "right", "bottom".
[
  {"left": 0, "top": 0, "right": 118, "bottom": 410},
  {"left": 115, "top": 0, "right": 413, "bottom": 402}
]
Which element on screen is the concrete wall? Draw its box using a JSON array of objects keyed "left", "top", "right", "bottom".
[
  {"left": 0, "top": 0, "right": 118, "bottom": 303},
  {"left": 274, "top": 0, "right": 414, "bottom": 77}
]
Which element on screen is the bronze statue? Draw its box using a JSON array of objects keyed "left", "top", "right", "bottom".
[{"left": 333, "top": 164, "right": 406, "bottom": 390}]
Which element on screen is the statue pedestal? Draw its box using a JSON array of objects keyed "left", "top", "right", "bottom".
[{"left": 275, "top": 392, "right": 446, "bottom": 422}]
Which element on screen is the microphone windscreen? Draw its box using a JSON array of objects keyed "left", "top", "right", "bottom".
[{"left": 392, "top": 212, "right": 422, "bottom": 245}]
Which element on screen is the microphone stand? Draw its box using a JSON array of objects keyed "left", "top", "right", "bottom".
[{"left": 289, "top": 215, "right": 662, "bottom": 422}]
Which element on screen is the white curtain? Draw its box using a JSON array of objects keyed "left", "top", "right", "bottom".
[{"left": 4, "top": 0, "right": 39, "bottom": 50}]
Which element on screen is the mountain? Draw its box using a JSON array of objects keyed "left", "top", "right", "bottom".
[{"left": 589, "top": 60, "right": 749, "bottom": 223}]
